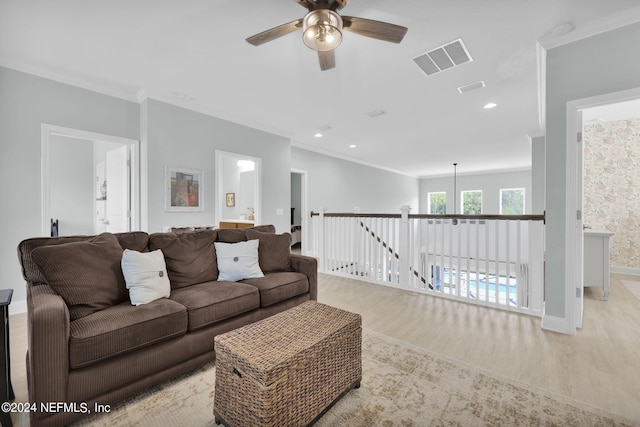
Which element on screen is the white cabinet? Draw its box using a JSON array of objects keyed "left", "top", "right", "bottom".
[{"left": 583, "top": 230, "right": 614, "bottom": 300}]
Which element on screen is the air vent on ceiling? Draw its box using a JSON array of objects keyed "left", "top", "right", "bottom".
[
  {"left": 413, "top": 38, "right": 473, "bottom": 77},
  {"left": 457, "top": 80, "right": 486, "bottom": 94}
]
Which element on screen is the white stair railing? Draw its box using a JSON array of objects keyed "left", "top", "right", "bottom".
[{"left": 309, "top": 208, "right": 546, "bottom": 317}]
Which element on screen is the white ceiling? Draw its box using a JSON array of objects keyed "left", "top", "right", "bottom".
[{"left": 2, "top": 0, "right": 640, "bottom": 177}]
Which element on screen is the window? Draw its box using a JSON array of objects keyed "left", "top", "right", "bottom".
[
  {"left": 427, "top": 192, "right": 446, "bottom": 214},
  {"left": 500, "top": 188, "right": 525, "bottom": 214},
  {"left": 461, "top": 190, "right": 482, "bottom": 214}
]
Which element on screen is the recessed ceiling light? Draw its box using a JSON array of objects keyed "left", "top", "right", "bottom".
[
  {"left": 314, "top": 133, "right": 323, "bottom": 138},
  {"left": 367, "top": 109, "right": 386, "bottom": 118},
  {"left": 483, "top": 102, "right": 497, "bottom": 109},
  {"left": 349, "top": 144, "right": 356, "bottom": 148}
]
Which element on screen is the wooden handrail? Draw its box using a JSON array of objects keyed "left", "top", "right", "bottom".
[
  {"left": 311, "top": 211, "right": 545, "bottom": 223},
  {"left": 310, "top": 212, "right": 401, "bottom": 218}
]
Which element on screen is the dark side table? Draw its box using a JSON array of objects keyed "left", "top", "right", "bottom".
[{"left": 0, "top": 289, "right": 13, "bottom": 427}]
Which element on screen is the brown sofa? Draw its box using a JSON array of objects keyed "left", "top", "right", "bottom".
[{"left": 17, "top": 225, "right": 317, "bottom": 427}]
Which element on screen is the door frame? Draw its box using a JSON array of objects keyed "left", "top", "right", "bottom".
[
  {"left": 565, "top": 86, "right": 640, "bottom": 331},
  {"left": 291, "top": 169, "right": 308, "bottom": 255},
  {"left": 41, "top": 124, "right": 140, "bottom": 236},
  {"left": 214, "top": 150, "right": 262, "bottom": 227}
]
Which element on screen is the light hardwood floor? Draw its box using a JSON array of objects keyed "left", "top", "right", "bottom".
[{"left": 7, "top": 273, "right": 640, "bottom": 425}]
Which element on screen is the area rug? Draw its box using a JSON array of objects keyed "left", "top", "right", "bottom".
[
  {"left": 622, "top": 280, "right": 640, "bottom": 301},
  {"left": 73, "top": 329, "right": 634, "bottom": 427}
]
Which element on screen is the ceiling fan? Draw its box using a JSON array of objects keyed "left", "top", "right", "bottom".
[{"left": 245, "top": 0, "right": 408, "bottom": 71}]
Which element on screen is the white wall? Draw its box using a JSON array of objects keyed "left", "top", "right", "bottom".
[
  {"left": 545, "top": 22, "right": 640, "bottom": 325},
  {"left": 291, "top": 147, "right": 419, "bottom": 215},
  {"left": 239, "top": 170, "right": 255, "bottom": 220},
  {"left": 420, "top": 170, "right": 532, "bottom": 215},
  {"left": 221, "top": 155, "right": 240, "bottom": 220}
]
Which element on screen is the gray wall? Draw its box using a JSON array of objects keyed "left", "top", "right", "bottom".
[
  {"left": 291, "top": 147, "right": 419, "bottom": 214},
  {"left": 531, "top": 136, "right": 545, "bottom": 214},
  {"left": 291, "top": 172, "right": 302, "bottom": 225},
  {"left": 142, "top": 99, "right": 291, "bottom": 234},
  {"left": 545, "top": 22, "right": 640, "bottom": 321},
  {"left": 1, "top": 65, "right": 423, "bottom": 310},
  {"left": 0, "top": 66, "right": 140, "bottom": 308},
  {"left": 50, "top": 135, "right": 95, "bottom": 235},
  {"left": 420, "top": 170, "right": 532, "bottom": 215}
]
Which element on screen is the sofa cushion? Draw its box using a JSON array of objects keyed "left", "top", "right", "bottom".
[
  {"left": 214, "top": 240, "right": 264, "bottom": 282},
  {"left": 115, "top": 231, "right": 150, "bottom": 252},
  {"left": 69, "top": 298, "right": 188, "bottom": 369},
  {"left": 121, "top": 249, "right": 171, "bottom": 306},
  {"left": 246, "top": 230, "right": 292, "bottom": 273},
  {"left": 169, "top": 281, "right": 260, "bottom": 331},
  {"left": 30, "top": 233, "right": 127, "bottom": 320},
  {"left": 148, "top": 230, "right": 218, "bottom": 288},
  {"left": 241, "top": 272, "right": 309, "bottom": 307},
  {"left": 18, "top": 235, "right": 97, "bottom": 285},
  {"left": 18, "top": 232, "right": 150, "bottom": 286},
  {"left": 215, "top": 224, "right": 276, "bottom": 243}
]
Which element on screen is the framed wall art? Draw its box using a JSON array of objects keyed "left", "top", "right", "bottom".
[
  {"left": 225, "top": 192, "right": 235, "bottom": 207},
  {"left": 165, "top": 166, "right": 204, "bottom": 212}
]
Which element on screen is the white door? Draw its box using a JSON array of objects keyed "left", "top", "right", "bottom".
[
  {"left": 95, "top": 161, "right": 107, "bottom": 234},
  {"left": 105, "top": 145, "right": 130, "bottom": 233}
]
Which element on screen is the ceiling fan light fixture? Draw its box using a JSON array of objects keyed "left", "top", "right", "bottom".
[{"left": 302, "top": 9, "right": 343, "bottom": 51}]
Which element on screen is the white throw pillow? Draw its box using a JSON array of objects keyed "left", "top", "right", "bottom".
[
  {"left": 214, "top": 239, "right": 264, "bottom": 282},
  {"left": 121, "top": 249, "right": 171, "bottom": 306}
]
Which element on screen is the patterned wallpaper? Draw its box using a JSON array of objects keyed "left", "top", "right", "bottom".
[{"left": 583, "top": 118, "right": 640, "bottom": 269}]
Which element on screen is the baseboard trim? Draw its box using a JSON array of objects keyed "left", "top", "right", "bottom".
[
  {"left": 9, "top": 300, "right": 27, "bottom": 315},
  {"left": 541, "top": 308, "right": 576, "bottom": 335},
  {"left": 611, "top": 265, "right": 640, "bottom": 276}
]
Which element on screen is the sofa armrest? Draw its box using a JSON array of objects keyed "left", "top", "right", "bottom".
[
  {"left": 289, "top": 254, "right": 318, "bottom": 301},
  {"left": 27, "top": 284, "right": 70, "bottom": 407}
]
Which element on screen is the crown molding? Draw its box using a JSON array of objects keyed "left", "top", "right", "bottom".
[
  {"left": 0, "top": 59, "right": 139, "bottom": 103},
  {"left": 133, "top": 86, "right": 295, "bottom": 140},
  {"left": 291, "top": 142, "right": 419, "bottom": 179},
  {"left": 419, "top": 166, "right": 532, "bottom": 180},
  {"left": 538, "top": 6, "right": 640, "bottom": 50},
  {"left": 0, "top": 60, "right": 298, "bottom": 143}
]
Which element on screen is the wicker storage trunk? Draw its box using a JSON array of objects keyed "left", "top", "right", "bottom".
[{"left": 213, "top": 301, "right": 362, "bottom": 427}]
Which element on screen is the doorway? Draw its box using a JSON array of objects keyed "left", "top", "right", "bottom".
[
  {"left": 215, "top": 150, "right": 261, "bottom": 227},
  {"left": 291, "top": 170, "right": 308, "bottom": 254},
  {"left": 41, "top": 124, "right": 140, "bottom": 236},
  {"left": 566, "top": 87, "right": 640, "bottom": 329}
]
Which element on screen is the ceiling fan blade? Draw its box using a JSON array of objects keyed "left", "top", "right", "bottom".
[
  {"left": 330, "top": 0, "right": 352, "bottom": 10},
  {"left": 294, "top": 0, "right": 315, "bottom": 11},
  {"left": 342, "top": 16, "right": 408, "bottom": 43},
  {"left": 318, "top": 49, "right": 336, "bottom": 71},
  {"left": 246, "top": 19, "right": 303, "bottom": 46}
]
